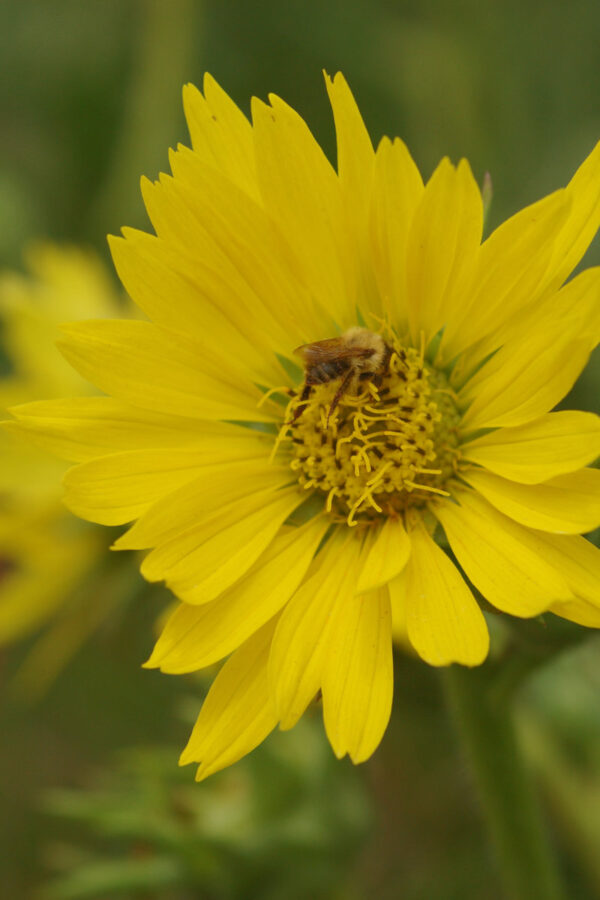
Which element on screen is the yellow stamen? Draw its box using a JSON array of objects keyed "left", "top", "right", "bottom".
[
  {"left": 257, "top": 385, "right": 292, "bottom": 408},
  {"left": 366, "top": 460, "right": 394, "bottom": 487},
  {"left": 269, "top": 432, "right": 287, "bottom": 463},
  {"left": 404, "top": 481, "right": 451, "bottom": 497},
  {"left": 326, "top": 486, "right": 341, "bottom": 512},
  {"left": 284, "top": 332, "right": 462, "bottom": 524},
  {"left": 353, "top": 445, "right": 372, "bottom": 475}
]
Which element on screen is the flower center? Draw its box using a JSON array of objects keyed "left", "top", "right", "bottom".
[{"left": 286, "top": 339, "right": 461, "bottom": 526}]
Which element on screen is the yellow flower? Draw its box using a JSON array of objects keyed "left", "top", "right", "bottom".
[
  {"left": 0, "top": 245, "right": 121, "bottom": 668},
  {"left": 10, "top": 75, "right": 600, "bottom": 776}
]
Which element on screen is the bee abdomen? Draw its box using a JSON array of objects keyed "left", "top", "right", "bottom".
[{"left": 306, "top": 359, "right": 351, "bottom": 384}]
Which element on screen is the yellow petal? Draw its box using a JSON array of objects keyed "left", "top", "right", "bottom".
[
  {"left": 114, "top": 458, "right": 289, "bottom": 551},
  {"left": 179, "top": 618, "right": 278, "bottom": 779},
  {"left": 550, "top": 597, "right": 600, "bottom": 628},
  {"left": 525, "top": 531, "right": 600, "bottom": 607},
  {"left": 370, "top": 136, "right": 423, "bottom": 324},
  {"left": 152, "top": 144, "right": 330, "bottom": 344},
  {"left": 58, "top": 320, "right": 269, "bottom": 423},
  {"left": 464, "top": 468, "right": 600, "bottom": 534},
  {"left": 146, "top": 517, "right": 328, "bottom": 672},
  {"left": 434, "top": 490, "right": 573, "bottom": 617},
  {"left": 544, "top": 139, "right": 600, "bottom": 293},
  {"left": 543, "top": 268, "right": 600, "bottom": 349},
  {"left": 404, "top": 520, "right": 489, "bottom": 666},
  {"left": 109, "top": 230, "right": 287, "bottom": 386},
  {"left": 356, "top": 516, "right": 411, "bottom": 593},
  {"left": 406, "top": 157, "right": 482, "bottom": 344},
  {"left": 459, "top": 320, "right": 592, "bottom": 430},
  {"left": 388, "top": 569, "right": 409, "bottom": 643},
  {"left": 142, "top": 488, "right": 301, "bottom": 605},
  {"left": 182, "top": 75, "right": 260, "bottom": 201},
  {"left": 251, "top": 93, "right": 355, "bottom": 327},
  {"left": 269, "top": 531, "right": 361, "bottom": 729},
  {"left": 324, "top": 71, "right": 379, "bottom": 318},
  {"left": 441, "top": 189, "right": 569, "bottom": 361},
  {"left": 62, "top": 438, "right": 271, "bottom": 526},
  {"left": 324, "top": 71, "right": 373, "bottom": 221},
  {"left": 536, "top": 266, "right": 600, "bottom": 347},
  {"left": 322, "top": 586, "right": 393, "bottom": 763},
  {"left": 456, "top": 263, "right": 600, "bottom": 387},
  {"left": 462, "top": 411, "right": 600, "bottom": 483},
  {"left": 7, "top": 398, "right": 253, "bottom": 463}
]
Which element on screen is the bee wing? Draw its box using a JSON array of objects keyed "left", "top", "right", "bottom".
[{"left": 294, "top": 338, "right": 372, "bottom": 365}]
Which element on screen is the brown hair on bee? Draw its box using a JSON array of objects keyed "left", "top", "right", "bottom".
[{"left": 292, "top": 327, "right": 392, "bottom": 425}]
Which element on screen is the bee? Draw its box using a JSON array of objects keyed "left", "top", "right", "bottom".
[{"left": 292, "top": 327, "right": 392, "bottom": 424}]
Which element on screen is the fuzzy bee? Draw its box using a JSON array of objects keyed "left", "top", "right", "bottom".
[{"left": 292, "top": 327, "right": 392, "bottom": 424}]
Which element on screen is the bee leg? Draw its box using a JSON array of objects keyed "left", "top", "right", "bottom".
[
  {"left": 290, "top": 383, "right": 312, "bottom": 423},
  {"left": 326, "top": 369, "right": 354, "bottom": 427},
  {"left": 382, "top": 342, "right": 393, "bottom": 374}
]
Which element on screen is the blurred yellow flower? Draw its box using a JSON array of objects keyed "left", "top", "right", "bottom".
[
  {"left": 10, "top": 75, "right": 600, "bottom": 775},
  {"left": 0, "top": 246, "right": 124, "bottom": 676}
]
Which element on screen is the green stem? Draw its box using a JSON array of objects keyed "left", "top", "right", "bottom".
[{"left": 443, "top": 664, "right": 565, "bottom": 900}]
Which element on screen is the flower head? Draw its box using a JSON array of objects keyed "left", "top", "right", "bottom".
[{"left": 11, "top": 74, "right": 600, "bottom": 776}]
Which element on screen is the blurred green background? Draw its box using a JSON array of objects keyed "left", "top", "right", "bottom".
[{"left": 1, "top": 1, "right": 600, "bottom": 898}]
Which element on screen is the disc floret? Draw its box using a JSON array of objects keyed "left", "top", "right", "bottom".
[{"left": 285, "top": 339, "right": 461, "bottom": 525}]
